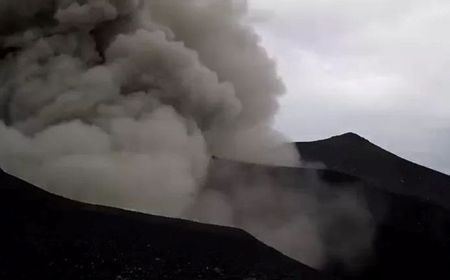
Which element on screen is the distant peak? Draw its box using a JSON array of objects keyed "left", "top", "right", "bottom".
[
  {"left": 296, "top": 132, "right": 368, "bottom": 145},
  {"left": 326, "top": 132, "right": 370, "bottom": 145},
  {"left": 335, "top": 132, "right": 365, "bottom": 140}
]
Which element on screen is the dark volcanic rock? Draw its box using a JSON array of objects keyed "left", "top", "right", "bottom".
[
  {"left": 3, "top": 132, "right": 450, "bottom": 280},
  {"left": 0, "top": 168, "right": 329, "bottom": 280},
  {"left": 207, "top": 158, "right": 450, "bottom": 279},
  {"left": 297, "top": 133, "right": 450, "bottom": 279},
  {"left": 297, "top": 132, "right": 450, "bottom": 208}
]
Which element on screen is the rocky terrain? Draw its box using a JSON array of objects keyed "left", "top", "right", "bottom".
[
  {"left": 0, "top": 167, "right": 329, "bottom": 280},
  {"left": 1, "top": 132, "right": 450, "bottom": 279},
  {"left": 297, "top": 133, "right": 450, "bottom": 279}
]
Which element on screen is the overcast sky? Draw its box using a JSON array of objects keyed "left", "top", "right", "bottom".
[{"left": 248, "top": 0, "right": 450, "bottom": 175}]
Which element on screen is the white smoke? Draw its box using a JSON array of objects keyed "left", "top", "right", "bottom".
[{"left": 0, "top": 0, "right": 372, "bottom": 269}]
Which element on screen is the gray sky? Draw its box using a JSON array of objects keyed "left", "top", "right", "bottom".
[{"left": 248, "top": 0, "right": 450, "bottom": 175}]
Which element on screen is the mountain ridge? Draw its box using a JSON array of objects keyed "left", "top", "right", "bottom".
[
  {"left": 297, "top": 132, "right": 450, "bottom": 209},
  {"left": 2, "top": 132, "right": 450, "bottom": 279}
]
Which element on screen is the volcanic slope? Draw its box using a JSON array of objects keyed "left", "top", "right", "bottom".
[
  {"left": 0, "top": 168, "right": 329, "bottom": 280},
  {"left": 297, "top": 132, "right": 450, "bottom": 208},
  {"left": 296, "top": 133, "right": 450, "bottom": 279}
]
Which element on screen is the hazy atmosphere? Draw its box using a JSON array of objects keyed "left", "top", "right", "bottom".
[
  {"left": 1, "top": 1, "right": 450, "bottom": 279},
  {"left": 0, "top": 0, "right": 373, "bottom": 269},
  {"left": 249, "top": 0, "right": 450, "bottom": 175}
]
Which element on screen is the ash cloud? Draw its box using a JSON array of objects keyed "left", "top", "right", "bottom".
[{"left": 0, "top": 0, "right": 373, "bottom": 269}]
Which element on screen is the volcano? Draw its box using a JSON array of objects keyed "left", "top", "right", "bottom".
[
  {"left": 297, "top": 133, "right": 450, "bottom": 279},
  {"left": 1, "top": 132, "right": 450, "bottom": 279},
  {"left": 0, "top": 167, "right": 328, "bottom": 280},
  {"left": 297, "top": 132, "right": 450, "bottom": 208}
]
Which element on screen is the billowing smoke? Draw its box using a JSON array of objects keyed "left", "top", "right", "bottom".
[
  {"left": 188, "top": 160, "right": 374, "bottom": 267},
  {"left": 0, "top": 0, "right": 372, "bottom": 269}
]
